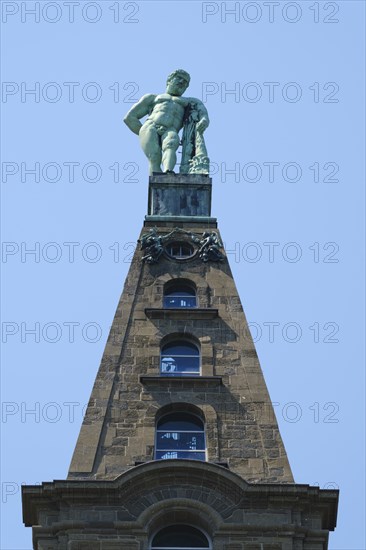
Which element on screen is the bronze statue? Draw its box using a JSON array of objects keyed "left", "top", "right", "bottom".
[{"left": 124, "top": 70, "right": 209, "bottom": 175}]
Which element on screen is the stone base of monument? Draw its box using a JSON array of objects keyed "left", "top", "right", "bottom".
[{"left": 146, "top": 173, "right": 216, "bottom": 223}]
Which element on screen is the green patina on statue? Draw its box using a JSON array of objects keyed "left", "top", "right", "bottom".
[{"left": 123, "top": 70, "right": 210, "bottom": 175}]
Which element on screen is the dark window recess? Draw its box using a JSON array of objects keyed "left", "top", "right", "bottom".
[
  {"left": 163, "top": 284, "right": 197, "bottom": 308},
  {"left": 151, "top": 525, "right": 210, "bottom": 548},
  {"left": 161, "top": 341, "right": 200, "bottom": 376},
  {"left": 151, "top": 525, "right": 210, "bottom": 550},
  {"left": 155, "top": 413, "right": 206, "bottom": 462}
]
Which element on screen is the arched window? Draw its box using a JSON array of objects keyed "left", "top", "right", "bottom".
[
  {"left": 163, "top": 282, "right": 197, "bottom": 309},
  {"left": 155, "top": 412, "right": 206, "bottom": 461},
  {"left": 166, "top": 242, "right": 195, "bottom": 260},
  {"left": 151, "top": 525, "right": 210, "bottom": 549},
  {"left": 160, "top": 340, "right": 200, "bottom": 376}
]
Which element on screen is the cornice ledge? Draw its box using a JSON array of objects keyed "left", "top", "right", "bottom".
[{"left": 145, "top": 307, "right": 219, "bottom": 319}]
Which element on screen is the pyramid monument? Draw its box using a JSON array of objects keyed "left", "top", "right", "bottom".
[{"left": 22, "top": 70, "right": 338, "bottom": 550}]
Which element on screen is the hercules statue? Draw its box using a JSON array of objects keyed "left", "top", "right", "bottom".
[{"left": 123, "top": 70, "right": 210, "bottom": 175}]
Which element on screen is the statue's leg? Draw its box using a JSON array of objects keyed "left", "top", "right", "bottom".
[
  {"left": 161, "top": 131, "right": 180, "bottom": 172},
  {"left": 139, "top": 123, "right": 162, "bottom": 174}
]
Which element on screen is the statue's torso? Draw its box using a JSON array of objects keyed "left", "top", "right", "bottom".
[{"left": 147, "top": 94, "right": 189, "bottom": 132}]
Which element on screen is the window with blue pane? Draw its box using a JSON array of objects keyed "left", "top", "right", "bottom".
[
  {"left": 151, "top": 525, "right": 210, "bottom": 549},
  {"left": 155, "top": 412, "right": 206, "bottom": 461},
  {"left": 160, "top": 341, "right": 200, "bottom": 376},
  {"left": 163, "top": 283, "right": 197, "bottom": 309}
]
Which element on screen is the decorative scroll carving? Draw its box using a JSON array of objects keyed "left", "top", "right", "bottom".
[
  {"left": 193, "top": 231, "right": 225, "bottom": 262},
  {"left": 139, "top": 228, "right": 175, "bottom": 264},
  {"left": 139, "top": 228, "right": 224, "bottom": 264}
]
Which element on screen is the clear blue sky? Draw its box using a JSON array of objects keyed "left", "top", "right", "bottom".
[{"left": 1, "top": 1, "right": 365, "bottom": 548}]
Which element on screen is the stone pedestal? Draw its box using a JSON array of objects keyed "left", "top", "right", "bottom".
[{"left": 146, "top": 173, "right": 216, "bottom": 222}]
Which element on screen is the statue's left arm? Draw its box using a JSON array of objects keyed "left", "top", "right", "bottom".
[{"left": 193, "top": 100, "right": 209, "bottom": 134}]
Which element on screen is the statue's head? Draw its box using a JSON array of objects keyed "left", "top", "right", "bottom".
[{"left": 166, "top": 69, "right": 190, "bottom": 96}]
